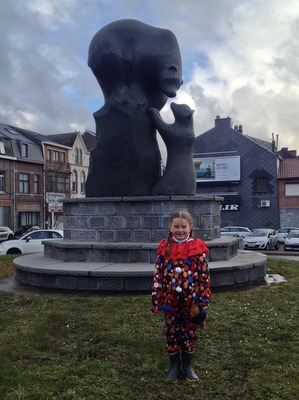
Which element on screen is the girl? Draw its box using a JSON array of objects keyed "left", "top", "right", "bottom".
[{"left": 151, "top": 210, "right": 211, "bottom": 383}]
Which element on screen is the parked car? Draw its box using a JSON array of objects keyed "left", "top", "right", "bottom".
[
  {"left": 0, "top": 229, "right": 63, "bottom": 255},
  {"left": 284, "top": 230, "right": 299, "bottom": 251},
  {"left": 244, "top": 229, "right": 279, "bottom": 250},
  {"left": 196, "top": 168, "right": 211, "bottom": 178},
  {"left": 277, "top": 227, "right": 299, "bottom": 244},
  {"left": 14, "top": 225, "right": 40, "bottom": 239},
  {"left": 0, "top": 226, "right": 14, "bottom": 242},
  {"left": 220, "top": 226, "right": 251, "bottom": 238}
]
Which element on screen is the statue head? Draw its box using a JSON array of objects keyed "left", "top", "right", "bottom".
[{"left": 88, "top": 19, "right": 183, "bottom": 110}]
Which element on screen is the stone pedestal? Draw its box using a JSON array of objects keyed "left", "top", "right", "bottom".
[
  {"left": 13, "top": 194, "right": 267, "bottom": 292},
  {"left": 45, "top": 195, "right": 226, "bottom": 263}
]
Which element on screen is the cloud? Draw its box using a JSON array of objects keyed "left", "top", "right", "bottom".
[{"left": 0, "top": 0, "right": 298, "bottom": 154}]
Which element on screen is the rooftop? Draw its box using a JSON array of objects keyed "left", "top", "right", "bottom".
[{"left": 279, "top": 158, "right": 299, "bottom": 179}]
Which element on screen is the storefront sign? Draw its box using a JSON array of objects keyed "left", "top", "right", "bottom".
[
  {"left": 220, "top": 204, "right": 239, "bottom": 211},
  {"left": 194, "top": 156, "right": 241, "bottom": 182}
]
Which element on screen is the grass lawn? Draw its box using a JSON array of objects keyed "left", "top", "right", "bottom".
[{"left": 0, "top": 256, "right": 298, "bottom": 400}]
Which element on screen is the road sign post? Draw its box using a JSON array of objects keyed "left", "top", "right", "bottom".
[{"left": 46, "top": 193, "right": 65, "bottom": 228}]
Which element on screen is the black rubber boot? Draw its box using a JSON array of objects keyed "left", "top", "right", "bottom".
[
  {"left": 182, "top": 351, "right": 199, "bottom": 382},
  {"left": 165, "top": 351, "right": 181, "bottom": 383}
]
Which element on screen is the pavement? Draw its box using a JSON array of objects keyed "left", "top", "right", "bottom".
[
  {"left": 0, "top": 275, "right": 60, "bottom": 296},
  {"left": 262, "top": 250, "right": 299, "bottom": 261}
]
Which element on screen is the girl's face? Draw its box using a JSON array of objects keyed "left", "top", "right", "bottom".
[{"left": 169, "top": 217, "right": 192, "bottom": 241}]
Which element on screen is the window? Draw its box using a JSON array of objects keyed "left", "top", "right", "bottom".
[
  {"left": 57, "top": 176, "right": 70, "bottom": 192},
  {"left": 75, "top": 148, "right": 79, "bottom": 164},
  {"left": 19, "top": 173, "right": 29, "bottom": 193},
  {"left": 0, "top": 142, "right": 5, "bottom": 154},
  {"left": 47, "top": 149, "right": 51, "bottom": 161},
  {"left": 221, "top": 228, "right": 229, "bottom": 233},
  {"left": 255, "top": 177, "right": 267, "bottom": 192},
  {"left": 22, "top": 143, "right": 28, "bottom": 158},
  {"left": 60, "top": 152, "right": 65, "bottom": 163},
  {"left": 34, "top": 174, "right": 39, "bottom": 194},
  {"left": 80, "top": 171, "right": 85, "bottom": 193},
  {"left": 0, "top": 171, "right": 4, "bottom": 192},
  {"left": 25, "top": 231, "right": 45, "bottom": 240},
  {"left": 285, "top": 183, "right": 299, "bottom": 196},
  {"left": 53, "top": 151, "right": 59, "bottom": 162},
  {"left": 49, "top": 175, "right": 70, "bottom": 192},
  {"left": 50, "top": 231, "right": 63, "bottom": 238},
  {"left": 75, "top": 148, "right": 83, "bottom": 164},
  {"left": 72, "top": 170, "right": 78, "bottom": 193},
  {"left": 18, "top": 211, "right": 40, "bottom": 226}
]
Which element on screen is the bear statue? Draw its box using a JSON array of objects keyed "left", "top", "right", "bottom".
[{"left": 148, "top": 102, "right": 196, "bottom": 196}]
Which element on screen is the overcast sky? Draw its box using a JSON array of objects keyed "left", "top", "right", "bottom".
[{"left": 1, "top": 0, "right": 299, "bottom": 154}]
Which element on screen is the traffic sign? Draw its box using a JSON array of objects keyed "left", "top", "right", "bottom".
[
  {"left": 46, "top": 192, "right": 66, "bottom": 203},
  {"left": 48, "top": 204, "right": 63, "bottom": 212}
]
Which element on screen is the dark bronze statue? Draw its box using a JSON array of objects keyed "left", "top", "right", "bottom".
[{"left": 85, "top": 19, "right": 196, "bottom": 197}]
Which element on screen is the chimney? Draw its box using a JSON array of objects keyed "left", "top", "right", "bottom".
[
  {"left": 271, "top": 132, "right": 276, "bottom": 153},
  {"left": 290, "top": 150, "right": 297, "bottom": 157},
  {"left": 215, "top": 115, "right": 232, "bottom": 128}
]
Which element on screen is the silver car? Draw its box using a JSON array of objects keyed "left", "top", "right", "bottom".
[
  {"left": 220, "top": 226, "right": 251, "bottom": 238},
  {"left": 284, "top": 230, "right": 299, "bottom": 251},
  {"left": 277, "top": 227, "right": 299, "bottom": 244},
  {"left": 0, "top": 226, "right": 14, "bottom": 242},
  {"left": 244, "top": 229, "right": 279, "bottom": 251}
]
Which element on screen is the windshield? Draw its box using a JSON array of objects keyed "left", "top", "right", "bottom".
[
  {"left": 289, "top": 230, "right": 299, "bottom": 238},
  {"left": 248, "top": 230, "right": 268, "bottom": 237}
]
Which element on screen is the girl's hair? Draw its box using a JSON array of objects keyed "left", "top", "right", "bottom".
[{"left": 165, "top": 210, "right": 193, "bottom": 256}]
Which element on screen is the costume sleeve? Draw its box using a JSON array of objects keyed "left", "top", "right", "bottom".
[
  {"left": 151, "top": 254, "right": 165, "bottom": 313},
  {"left": 195, "top": 254, "right": 211, "bottom": 308}
]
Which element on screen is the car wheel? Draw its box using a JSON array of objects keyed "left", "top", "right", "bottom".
[
  {"left": 266, "top": 243, "right": 269, "bottom": 251},
  {"left": 275, "top": 242, "right": 279, "bottom": 250},
  {"left": 8, "top": 234, "right": 13, "bottom": 240},
  {"left": 7, "top": 248, "right": 22, "bottom": 255}
]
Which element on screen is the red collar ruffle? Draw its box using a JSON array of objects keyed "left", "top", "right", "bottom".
[{"left": 157, "top": 238, "right": 209, "bottom": 259}]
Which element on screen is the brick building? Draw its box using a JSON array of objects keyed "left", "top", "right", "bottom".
[
  {"left": 47, "top": 131, "right": 91, "bottom": 199},
  {"left": 277, "top": 152, "right": 299, "bottom": 226},
  {"left": 0, "top": 123, "right": 45, "bottom": 231},
  {"left": 0, "top": 124, "right": 95, "bottom": 231}
]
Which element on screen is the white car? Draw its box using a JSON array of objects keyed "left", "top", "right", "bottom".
[
  {"left": 220, "top": 226, "right": 251, "bottom": 238},
  {"left": 0, "top": 226, "right": 14, "bottom": 242},
  {"left": 244, "top": 229, "right": 279, "bottom": 251},
  {"left": 284, "top": 230, "right": 299, "bottom": 251},
  {"left": 277, "top": 227, "right": 299, "bottom": 244},
  {"left": 0, "top": 229, "right": 63, "bottom": 255}
]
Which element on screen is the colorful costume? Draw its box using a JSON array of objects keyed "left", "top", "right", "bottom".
[{"left": 151, "top": 237, "right": 211, "bottom": 354}]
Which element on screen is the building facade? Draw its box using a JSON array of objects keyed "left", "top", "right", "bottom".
[
  {"left": 277, "top": 154, "right": 299, "bottom": 226},
  {"left": 0, "top": 123, "right": 94, "bottom": 232},
  {"left": 0, "top": 124, "right": 45, "bottom": 231},
  {"left": 47, "top": 132, "right": 90, "bottom": 199},
  {"left": 193, "top": 116, "right": 279, "bottom": 229}
]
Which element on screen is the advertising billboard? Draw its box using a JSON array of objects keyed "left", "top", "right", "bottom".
[{"left": 194, "top": 156, "right": 241, "bottom": 182}]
